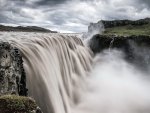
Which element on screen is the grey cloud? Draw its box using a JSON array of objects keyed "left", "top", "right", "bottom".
[
  {"left": 0, "top": 0, "right": 150, "bottom": 33},
  {"left": 35, "top": 0, "right": 68, "bottom": 6},
  {"left": 138, "top": 0, "right": 150, "bottom": 8}
]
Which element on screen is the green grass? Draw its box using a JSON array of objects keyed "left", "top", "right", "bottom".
[
  {"left": 0, "top": 95, "right": 37, "bottom": 113},
  {"left": 103, "top": 23, "right": 150, "bottom": 36}
]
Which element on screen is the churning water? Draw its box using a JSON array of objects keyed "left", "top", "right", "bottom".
[{"left": 0, "top": 32, "right": 150, "bottom": 113}]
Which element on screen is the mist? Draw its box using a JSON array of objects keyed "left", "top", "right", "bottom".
[
  {"left": 83, "top": 21, "right": 104, "bottom": 46},
  {"left": 73, "top": 49, "right": 150, "bottom": 113}
]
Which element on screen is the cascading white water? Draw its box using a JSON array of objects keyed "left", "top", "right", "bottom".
[
  {"left": 0, "top": 32, "right": 150, "bottom": 113},
  {"left": 0, "top": 32, "right": 93, "bottom": 113}
]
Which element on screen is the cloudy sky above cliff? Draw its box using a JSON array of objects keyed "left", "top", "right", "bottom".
[{"left": 0, "top": 0, "right": 150, "bottom": 33}]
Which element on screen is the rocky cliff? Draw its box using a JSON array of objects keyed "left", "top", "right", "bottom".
[
  {"left": 89, "top": 34, "right": 150, "bottom": 70},
  {"left": 0, "top": 42, "right": 27, "bottom": 96},
  {"left": 88, "top": 18, "right": 150, "bottom": 67},
  {"left": 89, "top": 34, "right": 150, "bottom": 53},
  {"left": 0, "top": 42, "right": 42, "bottom": 113},
  {"left": 88, "top": 18, "right": 150, "bottom": 36}
]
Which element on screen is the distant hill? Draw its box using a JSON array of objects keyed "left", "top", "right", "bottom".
[
  {"left": 0, "top": 25, "right": 57, "bottom": 33},
  {"left": 88, "top": 18, "right": 150, "bottom": 36}
]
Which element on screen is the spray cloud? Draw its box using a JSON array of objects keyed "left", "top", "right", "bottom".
[
  {"left": 73, "top": 49, "right": 150, "bottom": 113},
  {"left": 83, "top": 21, "right": 104, "bottom": 40}
]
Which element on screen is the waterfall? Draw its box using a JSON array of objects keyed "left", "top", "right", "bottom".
[
  {"left": 109, "top": 37, "right": 114, "bottom": 51},
  {"left": 0, "top": 32, "right": 93, "bottom": 113},
  {"left": 1, "top": 32, "right": 150, "bottom": 113}
]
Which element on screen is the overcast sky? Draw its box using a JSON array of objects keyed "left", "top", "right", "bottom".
[{"left": 0, "top": 0, "right": 150, "bottom": 33}]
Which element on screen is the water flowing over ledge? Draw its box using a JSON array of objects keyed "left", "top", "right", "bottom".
[
  {"left": 1, "top": 32, "right": 150, "bottom": 113},
  {"left": 0, "top": 32, "right": 93, "bottom": 113}
]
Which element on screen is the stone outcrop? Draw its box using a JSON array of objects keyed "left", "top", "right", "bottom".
[
  {"left": 0, "top": 42, "right": 43, "bottom": 113},
  {"left": 0, "top": 95, "right": 42, "bottom": 113},
  {"left": 0, "top": 42, "right": 27, "bottom": 96},
  {"left": 89, "top": 34, "right": 150, "bottom": 53},
  {"left": 89, "top": 34, "right": 150, "bottom": 70}
]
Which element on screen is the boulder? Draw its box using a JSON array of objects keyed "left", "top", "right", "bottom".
[{"left": 0, "top": 95, "right": 42, "bottom": 113}]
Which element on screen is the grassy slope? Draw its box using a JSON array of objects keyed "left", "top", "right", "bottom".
[{"left": 103, "top": 23, "right": 150, "bottom": 36}]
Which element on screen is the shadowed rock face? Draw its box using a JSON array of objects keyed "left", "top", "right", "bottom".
[
  {"left": 89, "top": 34, "right": 150, "bottom": 70},
  {"left": 89, "top": 34, "right": 150, "bottom": 53},
  {"left": 0, "top": 43, "right": 42, "bottom": 112},
  {"left": 0, "top": 42, "right": 27, "bottom": 96}
]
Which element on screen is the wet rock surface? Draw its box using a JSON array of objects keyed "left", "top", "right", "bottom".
[
  {"left": 0, "top": 42, "right": 27, "bottom": 96},
  {"left": 89, "top": 34, "right": 150, "bottom": 70},
  {"left": 0, "top": 42, "right": 43, "bottom": 113},
  {"left": 89, "top": 34, "right": 150, "bottom": 53}
]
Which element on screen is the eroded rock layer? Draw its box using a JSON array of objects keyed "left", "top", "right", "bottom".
[
  {"left": 0, "top": 42, "right": 27, "bottom": 96},
  {"left": 89, "top": 34, "right": 150, "bottom": 70}
]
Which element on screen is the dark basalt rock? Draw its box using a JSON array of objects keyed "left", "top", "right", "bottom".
[
  {"left": 0, "top": 42, "right": 43, "bottom": 113},
  {"left": 89, "top": 34, "right": 150, "bottom": 70},
  {"left": 0, "top": 42, "right": 27, "bottom": 96},
  {"left": 89, "top": 34, "right": 150, "bottom": 53}
]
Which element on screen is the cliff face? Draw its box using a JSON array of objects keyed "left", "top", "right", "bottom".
[
  {"left": 0, "top": 42, "right": 42, "bottom": 113},
  {"left": 88, "top": 18, "right": 150, "bottom": 36},
  {"left": 89, "top": 34, "right": 150, "bottom": 53},
  {"left": 88, "top": 18, "right": 150, "bottom": 67},
  {"left": 0, "top": 42, "right": 27, "bottom": 96},
  {"left": 89, "top": 34, "right": 150, "bottom": 70}
]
